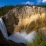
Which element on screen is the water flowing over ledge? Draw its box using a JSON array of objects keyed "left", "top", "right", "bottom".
[
  {"left": 0, "top": 18, "right": 8, "bottom": 39},
  {"left": 0, "top": 18, "right": 37, "bottom": 44}
]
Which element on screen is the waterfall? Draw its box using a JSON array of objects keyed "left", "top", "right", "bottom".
[
  {"left": 0, "top": 18, "right": 28, "bottom": 44},
  {"left": 0, "top": 18, "right": 8, "bottom": 40},
  {"left": 0, "top": 18, "right": 37, "bottom": 44}
]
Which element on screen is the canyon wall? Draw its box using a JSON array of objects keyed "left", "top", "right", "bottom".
[{"left": 2, "top": 5, "right": 46, "bottom": 35}]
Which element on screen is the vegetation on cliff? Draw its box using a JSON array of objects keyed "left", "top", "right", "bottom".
[
  {"left": 0, "top": 5, "right": 15, "bottom": 16},
  {"left": 0, "top": 5, "right": 46, "bottom": 16}
]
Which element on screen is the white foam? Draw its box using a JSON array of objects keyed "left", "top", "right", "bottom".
[
  {"left": 0, "top": 18, "right": 8, "bottom": 39},
  {"left": 9, "top": 32, "right": 28, "bottom": 44}
]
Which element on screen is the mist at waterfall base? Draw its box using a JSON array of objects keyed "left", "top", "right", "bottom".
[{"left": 0, "top": 18, "right": 37, "bottom": 44}]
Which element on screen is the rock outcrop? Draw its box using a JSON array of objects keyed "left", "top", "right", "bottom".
[
  {"left": 2, "top": 5, "right": 46, "bottom": 35},
  {"left": 2, "top": 11, "right": 19, "bottom": 35}
]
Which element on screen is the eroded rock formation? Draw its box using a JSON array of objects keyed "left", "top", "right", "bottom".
[{"left": 2, "top": 5, "right": 46, "bottom": 35}]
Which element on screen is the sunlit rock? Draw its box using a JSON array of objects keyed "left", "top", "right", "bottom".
[{"left": 2, "top": 5, "right": 46, "bottom": 36}]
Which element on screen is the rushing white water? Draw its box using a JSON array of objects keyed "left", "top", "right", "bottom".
[
  {"left": 9, "top": 32, "right": 28, "bottom": 44},
  {"left": 0, "top": 18, "right": 8, "bottom": 39},
  {"left": 0, "top": 18, "right": 37, "bottom": 44}
]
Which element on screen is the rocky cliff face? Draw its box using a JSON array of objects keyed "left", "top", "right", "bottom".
[{"left": 2, "top": 5, "right": 46, "bottom": 35}]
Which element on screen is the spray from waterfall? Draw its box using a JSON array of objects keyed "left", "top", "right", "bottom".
[{"left": 0, "top": 18, "right": 37, "bottom": 44}]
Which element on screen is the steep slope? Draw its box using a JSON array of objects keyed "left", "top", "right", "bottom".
[{"left": 2, "top": 5, "right": 46, "bottom": 35}]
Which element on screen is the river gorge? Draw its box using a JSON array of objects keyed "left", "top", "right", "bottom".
[{"left": 0, "top": 5, "right": 46, "bottom": 44}]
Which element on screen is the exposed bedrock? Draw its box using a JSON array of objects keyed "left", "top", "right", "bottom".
[{"left": 2, "top": 5, "right": 46, "bottom": 36}]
